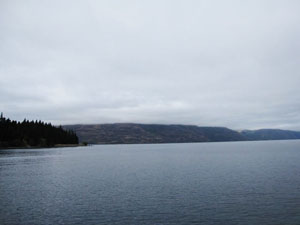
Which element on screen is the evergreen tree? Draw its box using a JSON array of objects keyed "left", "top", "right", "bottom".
[{"left": 0, "top": 113, "right": 79, "bottom": 148}]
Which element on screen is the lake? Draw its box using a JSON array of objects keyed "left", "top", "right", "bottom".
[{"left": 1, "top": 140, "right": 300, "bottom": 225}]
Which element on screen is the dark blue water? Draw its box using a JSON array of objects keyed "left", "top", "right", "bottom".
[{"left": 1, "top": 140, "right": 300, "bottom": 225}]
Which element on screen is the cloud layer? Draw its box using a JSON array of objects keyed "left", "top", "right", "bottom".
[{"left": 1, "top": 0, "right": 300, "bottom": 130}]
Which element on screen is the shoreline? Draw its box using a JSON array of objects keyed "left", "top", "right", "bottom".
[
  {"left": 1, "top": 139, "right": 299, "bottom": 150},
  {"left": 0, "top": 143, "right": 87, "bottom": 150}
]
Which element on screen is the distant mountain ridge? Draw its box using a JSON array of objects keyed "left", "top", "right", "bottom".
[
  {"left": 63, "top": 123, "right": 300, "bottom": 144},
  {"left": 240, "top": 129, "right": 300, "bottom": 141}
]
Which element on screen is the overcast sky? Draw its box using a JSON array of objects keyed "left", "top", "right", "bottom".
[{"left": 1, "top": 0, "right": 300, "bottom": 130}]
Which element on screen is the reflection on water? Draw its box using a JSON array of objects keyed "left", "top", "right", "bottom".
[
  {"left": 0, "top": 148, "right": 61, "bottom": 157},
  {"left": 1, "top": 140, "right": 300, "bottom": 225}
]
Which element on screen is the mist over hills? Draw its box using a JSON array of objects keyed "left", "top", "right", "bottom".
[{"left": 63, "top": 123, "right": 300, "bottom": 144}]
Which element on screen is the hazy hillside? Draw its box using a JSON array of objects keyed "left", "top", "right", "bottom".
[
  {"left": 241, "top": 129, "right": 300, "bottom": 141},
  {"left": 63, "top": 123, "right": 246, "bottom": 144},
  {"left": 63, "top": 124, "right": 300, "bottom": 144}
]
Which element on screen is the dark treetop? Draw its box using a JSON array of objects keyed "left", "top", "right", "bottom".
[{"left": 0, "top": 113, "right": 78, "bottom": 148}]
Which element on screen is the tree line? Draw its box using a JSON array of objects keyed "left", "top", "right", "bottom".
[{"left": 0, "top": 113, "right": 78, "bottom": 148}]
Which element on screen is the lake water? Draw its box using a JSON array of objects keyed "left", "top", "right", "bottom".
[{"left": 1, "top": 140, "right": 300, "bottom": 225}]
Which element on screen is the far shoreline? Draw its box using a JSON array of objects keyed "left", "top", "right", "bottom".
[
  {"left": 1, "top": 139, "right": 300, "bottom": 150},
  {"left": 91, "top": 138, "right": 300, "bottom": 145},
  {"left": 0, "top": 143, "right": 87, "bottom": 150}
]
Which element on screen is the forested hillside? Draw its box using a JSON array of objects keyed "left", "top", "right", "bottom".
[
  {"left": 63, "top": 123, "right": 246, "bottom": 144},
  {"left": 64, "top": 123, "right": 300, "bottom": 144},
  {"left": 0, "top": 114, "right": 78, "bottom": 148}
]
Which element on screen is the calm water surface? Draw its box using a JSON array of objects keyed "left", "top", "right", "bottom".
[{"left": 1, "top": 140, "right": 300, "bottom": 225}]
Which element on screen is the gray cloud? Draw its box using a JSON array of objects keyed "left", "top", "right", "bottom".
[{"left": 1, "top": 0, "right": 300, "bottom": 130}]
